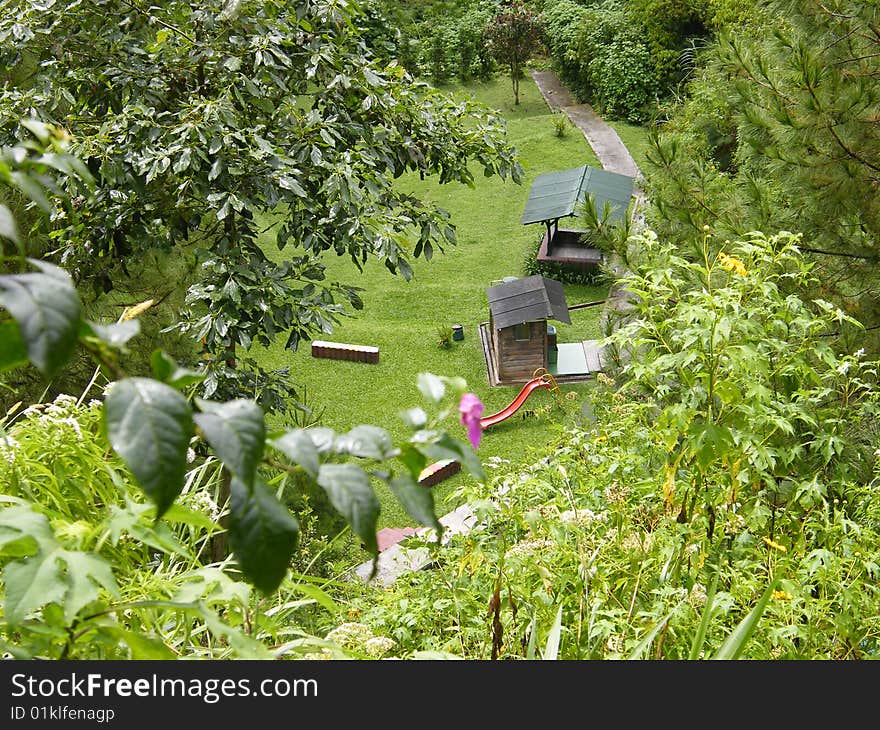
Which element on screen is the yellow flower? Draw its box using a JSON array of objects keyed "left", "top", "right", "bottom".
[
  {"left": 719, "top": 252, "right": 747, "bottom": 276},
  {"left": 762, "top": 536, "right": 787, "bottom": 552},
  {"left": 772, "top": 590, "right": 792, "bottom": 601},
  {"left": 121, "top": 298, "right": 155, "bottom": 321}
]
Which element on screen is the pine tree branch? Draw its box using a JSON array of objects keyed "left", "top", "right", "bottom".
[
  {"left": 799, "top": 246, "right": 879, "bottom": 261},
  {"left": 833, "top": 52, "right": 880, "bottom": 66}
]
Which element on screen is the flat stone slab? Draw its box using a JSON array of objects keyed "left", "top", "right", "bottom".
[{"left": 355, "top": 504, "right": 480, "bottom": 586}]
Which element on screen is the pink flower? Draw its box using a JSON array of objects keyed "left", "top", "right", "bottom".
[{"left": 459, "top": 392, "right": 484, "bottom": 450}]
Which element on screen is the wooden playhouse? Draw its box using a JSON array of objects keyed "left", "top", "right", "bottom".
[{"left": 478, "top": 274, "right": 606, "bottom": 386}]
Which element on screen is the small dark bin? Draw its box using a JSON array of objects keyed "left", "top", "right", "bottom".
[
  {"left": 547, "top": 324, "right": 558, "bottom": 365},
  {"left": 452, "top": 324, "right": 464, "bottom": 341}
]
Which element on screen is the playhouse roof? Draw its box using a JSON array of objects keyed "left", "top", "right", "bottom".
[
  {"left": 520, "top": 164, "right": 634, "bottom": 226},
  {"left": 487, "top": 275, "right": 571, "bottom": 330}
]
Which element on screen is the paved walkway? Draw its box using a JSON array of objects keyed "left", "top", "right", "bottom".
[{"left": 530, "top": 70, "right": 642, "bottom": 181}]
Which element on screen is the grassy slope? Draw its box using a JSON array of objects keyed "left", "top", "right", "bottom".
[{"left": 254, "top": 76, "right": 608, "bottom": 529}]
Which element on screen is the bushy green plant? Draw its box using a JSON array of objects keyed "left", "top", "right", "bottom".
[
  {"left": 613, "top": 229, "right": 880, "bottom": 524},
  {"left": 552, "top": 111, "right": 569, "bottom": 137},
  {"left": 575, "top": 8, "right": 660, "bottom": 122},
  {"left": 540, "top": 0, "right": 590, "bottom": 97},
  {"left": 350, "top": 227, "right": 880, "bottom": 660},
  {"left": 436, "top": 324, "right": 454, "bottom": 349},
  {"left": 628, "top": 0, "right": 708, "bottom": 90},
  {"left": 409, "top": 1, "right": 499, "bottom": 84}
]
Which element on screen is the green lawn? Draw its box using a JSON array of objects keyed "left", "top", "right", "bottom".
[{"left": 254, "top": 76, "right": 609, "bottom": 529}]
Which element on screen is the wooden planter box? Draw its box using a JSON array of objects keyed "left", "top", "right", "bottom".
[{"left": 311, "top": 340, "right": 380, "bottom": 364}]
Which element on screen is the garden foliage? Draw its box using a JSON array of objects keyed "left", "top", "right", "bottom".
[{"left": 643, "top": 1, "right": 880, "bottom": 340}]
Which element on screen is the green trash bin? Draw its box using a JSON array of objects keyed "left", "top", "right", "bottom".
[{"left": 547, "top": 324, "right": 558, "bottom": 366}]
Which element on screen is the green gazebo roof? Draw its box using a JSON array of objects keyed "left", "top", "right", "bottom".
[{"left": 520, "top": 165, "right": 634, "bottom": 226}]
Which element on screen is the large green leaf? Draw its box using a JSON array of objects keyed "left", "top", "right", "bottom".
[
  {"left": 0, "top": 260, "right": 81, "bottom": 378},
  {"left": 543, "top": 604, "right": 564, "bottom": 660},
  {"left": 151, "top": 349, "right": 205, "bottom": 389},
  {"left": 227, "top": 476, "right": 300, "bottom": 594},
  {"left": 388, "top": 473, "right": 442, "bottom": 539},
  {"left": 419, "top": 432, "right": 485, "bottom": 482},
  {"left": 104, "top": 377, "right": 194, "bottom": 518},
  {"left": 194, "top": 399, "right": 265, "bottom": 486},
  {"left": 688, "top": 570, "right": 720, "bottom": 660},
  {"left": 4, "top": 547, "right": 118, "bottom": 626},
  {"left": 334, "top": 425, "right": 396, "bottom": 460},
  {"left": 270, "top": 430, "right": 320, "bottom": 478},
  {"left": 416, "top": 372, "right": 446, "bottom": 402},
  {"left": 317, "top": 463, "right": 380, "bottom": 557},
  {"left": 0, "top": 203, "right": 19, "bottom": 243},
  {"left": 627, "top": 605, "right": 681, "bottom": 660},
  {"left": 104, "top": 504, "right": 191, "bottom": 558},
  {"left": 80, "top": 319, "right": 140, "bottom": 348},
  {"left": 105, "top": 627, "right": 177, "bottom": 660},
  {"left": 0, "top": 504, "right": 55, "bottom": 558},
  {"left": 711, "top": 579, "right": 778, "bottom": 660}
]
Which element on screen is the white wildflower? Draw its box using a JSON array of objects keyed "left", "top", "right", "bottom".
[
  {"left": 689, "top": 583, "right": 708, "bottom": 608},
  {"left": 622, "top": 531, "right": 652, "bottom": 553},
  {"left": 63, "top": 416, "right": 82, "bottom": 440},
  {"left": 301, "top": 649, "right": 333, "bottom": 660},
  {"left": 559, "top": 508, "right": 597, "bottom": 527},
  {"left": 364, "top": 636, "right": 396, "bottom": 658},
  {"left": 0, "top": 435, "right": 20, "bottom": 464},
  {"left": 44, "top": 394, "right": 77, "bottom": 416},
  {"left": 192, "top": 491, "right": 220, "bottom": 521},
  {"left": 325, "top": 622, "right": 374, "bottom": 651},
  {"left": 504, "top": 538, "right": 554, "bottom": 560}
]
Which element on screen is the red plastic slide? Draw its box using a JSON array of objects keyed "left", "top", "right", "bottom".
[{"left": 480, "top": 376, "right": 552, "bottom": 429}]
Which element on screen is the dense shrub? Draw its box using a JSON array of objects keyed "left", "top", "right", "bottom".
[
  {"left": 541, "top": 0, "right": 717, "bottom": 122},
  {"left": 540, "top": 0, "right": 591, "bottom": 98},
  {"left": 575, "top": 7, "right": 661, "bottom": 122},
  {"left": 628, "top": 0, "right": 708, "bottom": 90},
  {"left": 405, "top": 0, "right": 500, "bottom": 84}
]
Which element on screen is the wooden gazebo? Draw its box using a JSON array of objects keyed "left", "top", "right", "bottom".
[{"left": 521, "top": 164, "right": 634, "bottom": 270}]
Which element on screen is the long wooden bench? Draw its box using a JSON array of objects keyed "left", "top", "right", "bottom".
[
  {"left": 311, "top": 340, "right": 380, "bottom": 364},
  {"left": 418, "top": 459, "right": 461, "bottom": 488}
]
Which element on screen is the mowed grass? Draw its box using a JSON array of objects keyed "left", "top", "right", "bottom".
[{"left": 254, "top": 76, "right": 609, "bottom": 530}]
